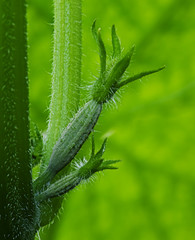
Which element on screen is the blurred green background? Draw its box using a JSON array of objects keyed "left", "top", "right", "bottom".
[{"left": 27, "top": 0, "right": 195, "bottom": 239}]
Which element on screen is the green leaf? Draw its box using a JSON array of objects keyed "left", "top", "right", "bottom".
[{"left": 112, "top": 25, "right": 121, "bottom": 58}]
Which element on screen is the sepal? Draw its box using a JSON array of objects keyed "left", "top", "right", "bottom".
[
  {"left": 91, "top": 22, "right": 164, "bottom": 104},
  {"left": 112, "top": 25, "right": 121, "bottom": 58},
  {"left": 92, "top": 20, "right": 106, "bottom": 77},
  {"left": 117, "top": 66, "right": 165, "bottom": 88},
  {"left": 97, "top": 160, "right": 121, "bottom": 171}
]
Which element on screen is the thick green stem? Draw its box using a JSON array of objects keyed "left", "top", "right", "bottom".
[
  {"left": 36, "top": 0, "right": 82, "bottom": 229},
  {"left": 0, "top": 0, "right": 35, "bottom": 239},
  {"left": 43, "top": 0, "right": 82, "bottom": 167}
]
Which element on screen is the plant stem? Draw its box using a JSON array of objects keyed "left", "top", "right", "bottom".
[
  {"left": 37, "top": 0, "right": 83, "bottom": 229},
  {"left": 0, "top": 0, "right": 35, "bottom": 239},
  {"left": 43, "top": 0, "right": 82, "bottom": 167}
]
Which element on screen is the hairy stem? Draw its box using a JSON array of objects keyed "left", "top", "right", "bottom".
[
  {"left": 36, "top": 0, "right": 83, "bottom": 229},
  {"left": 43, "top": 0, "right": 82, "bottom": 167},
  {"left": 0, "top": 0, "right": 35, "bottom": 239}
]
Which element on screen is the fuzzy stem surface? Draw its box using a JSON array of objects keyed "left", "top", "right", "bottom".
[
  {"left": 36, "top": 0, "right": 83, "bottom": 229},
  {"left": 43, "top": 0, "right": 82, "bottom": 167},
  {"left": 0, "top": 0, "right": 36, "bottom": 239}
]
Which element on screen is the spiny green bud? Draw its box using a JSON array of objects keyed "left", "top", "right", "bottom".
[
  {"left": 34, "top": 100, "right": 102, "bottom": 192},
  {"left": 34, "top": 21, "right": 164, "bottom": 197},
  {"left": 36, "top": 137, "right": 119, "bottom": 202}
]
